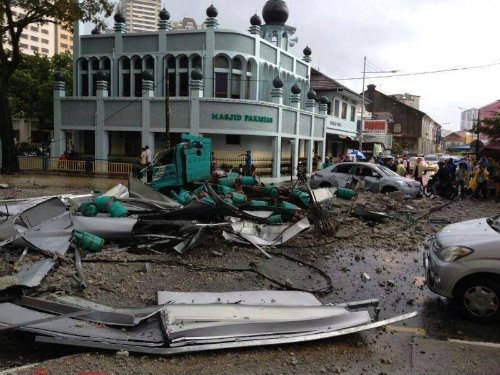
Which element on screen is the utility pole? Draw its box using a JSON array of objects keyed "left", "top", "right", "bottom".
[
  {"left": 165, "top": 78, "right": 171, "bottom": 149},
  {"left": 475, "top": 112, "right": 481, "bottom": 160},
  {"left": 359, "top": 56, "right": 367, "bottom": 152}
]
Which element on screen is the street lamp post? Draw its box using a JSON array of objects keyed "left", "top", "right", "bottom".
[{"left": 359, "top": 57, "right": 367, "bottom": 152}]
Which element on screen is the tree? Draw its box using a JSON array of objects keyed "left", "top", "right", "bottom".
[
  {"left": 0, "top": 0, "right": 113, "bottom": 173},
  {"left": 391, "top": 141, "right": 403, "bottom": 155},
  {"left": 9, "top": 52, "right": 72, "bottom": 142},
  {"left": 478, "top": 111, "right": 500, "bottom": 142}
]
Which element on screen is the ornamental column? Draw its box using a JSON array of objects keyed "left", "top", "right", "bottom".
[{"left": 52, "top": 72, "right": 66, "bottom": 158}]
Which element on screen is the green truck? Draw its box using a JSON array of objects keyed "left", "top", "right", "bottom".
[{"left": 140, "top": 134, "right": 212, "bottom": 191}]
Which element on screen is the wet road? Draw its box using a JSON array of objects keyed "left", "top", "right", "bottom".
[{"left": 284, "top": 241, "right": 500, "bottom": 344}]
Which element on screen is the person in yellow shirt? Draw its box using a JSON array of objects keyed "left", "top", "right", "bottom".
[
  {"left": 396, "top": 160, "right": 407, "bottom": 177},
  {"left": 469, "top": 165, "right": 489, "bottom": 200}
]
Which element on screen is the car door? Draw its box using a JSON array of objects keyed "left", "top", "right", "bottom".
[
  {"left": 363, "top": 166, "right": 383, "bottom": 192},
  {"left": 329, "top": 163, "right": 354, "bottom": 188}
]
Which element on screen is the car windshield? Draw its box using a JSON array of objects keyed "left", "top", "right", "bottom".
[
  {"left": 425, "top": 155, "right": 438, "bottom": 162},
  {"left": 377, "top": 165, "right": 399, "bottom": 177},
  {"left": 486, "top": 215, "right": 500, "bottom": 233}
]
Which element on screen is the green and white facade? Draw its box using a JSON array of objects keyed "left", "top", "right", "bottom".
[{"left": 53, "top": 1, "right": 361, "bottom": 178}]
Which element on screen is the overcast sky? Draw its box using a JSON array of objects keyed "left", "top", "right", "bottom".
[{"left": 95, "top": 0, "right": 500, "bottom": 131}]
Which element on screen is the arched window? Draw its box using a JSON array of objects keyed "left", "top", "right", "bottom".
[
  {"left": 89, "top": 58, "right": 99, "bottom": 96},
  {"left": 131, "top": 56, "right": 142, "bottom": 97},
  {"left": 214, "top": 55, "right": 229, "bottom": 98},
  {"left": 192, "top": 55, "right": 202, "bottom": 69},
  {"left": 120, "top": 57, "right": 131, "bottom": 97},
  {"left": 178, "top": 56, "right": 189, "bottom": 97},
  {"left": 144, "top": 55, "right": 154, "bottom": 70},
  {"left": 246, "top": 61, "right": 253, "bottom": 100},
  {"left": 78, "top": 59, "right": 89, "bottom": 96},
  {"left": 166, "top": 56, "right": 176, "bottom": 97},
  {"left": 231, "top": 57, "right": 243, "bottom": 99}
]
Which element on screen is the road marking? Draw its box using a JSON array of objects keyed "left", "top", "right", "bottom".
[
  {"left": 448, "top": 339, "right": 500, "bottom": 349},
  {"left": 386, "top": 325, "right": 426, "bottom": 335}
]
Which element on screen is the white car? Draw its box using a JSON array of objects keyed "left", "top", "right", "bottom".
[
  {"left": 424, "top": 215, "right": 500, "bottom": 323},
  {"left": 310, "top": 162, "right": 422, "bottom": 198}
]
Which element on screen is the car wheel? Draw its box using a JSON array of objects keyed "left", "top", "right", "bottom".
[
  {"left": 455, "top": 277, "right": 500, "bottom": 323},
  {"left": 319, "top": 182, "right": 332, "bottom": 188},
  {"left": 423, "top": 185, "right": 433, "bottom": 197},
  {"left": 381, "top": 186, "right": 397, "bottom": 194}
]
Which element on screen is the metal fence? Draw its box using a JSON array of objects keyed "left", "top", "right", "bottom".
[{"left": 18, "top": 156, "right": 133, "bottom": 176}]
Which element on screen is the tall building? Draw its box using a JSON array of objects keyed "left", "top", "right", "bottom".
[
  {"left": 118, "top": 0, "right": 162, "bottom": 33},
  {"left": 391, "top": 93, "right": 421, "bottom": 110},
  {"left": 3, "top": 6, "right": 73, "bottom": 56},
  {"left": 171, "top": 17, "right": 200, "bottom": 31},
  {"left": 460, "top": 108, "right": 479, "bottom": 131}
]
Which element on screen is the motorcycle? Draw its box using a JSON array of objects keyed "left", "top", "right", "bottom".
[{"left": 423, "top": 176, "right": 458, "bottom": 199}]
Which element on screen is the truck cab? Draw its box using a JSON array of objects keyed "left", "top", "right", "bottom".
[{"left": 141, "top": 134, "right": 212, "bottom": 191}]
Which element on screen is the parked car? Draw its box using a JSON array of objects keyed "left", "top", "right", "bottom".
[
  {"left": 310, "top": 162, "right": 422, "bottom": 198},
  {"left": 424, "top": 215, "right": 500, "bottom": 323},
  {"left": 424, "top": 154, "right": 439, "bottom": 172}
]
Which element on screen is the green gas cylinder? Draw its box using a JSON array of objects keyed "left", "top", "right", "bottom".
[
  {"left": 71, "top": 230, "right": 104, "bottom": 252},
  {"left": 107, "top": 201, "right": 128, "bottom": 218},
  {"left": 79, "top": 202, "right": 98, "bottom": 217},
  {"left": 222, "top": 197, "right": 233, "bottom": 205},
  {"left": 94, "top": 195, "right": 115, "bottom": 212},
  {"left": 172, "top": 190, "right": 196, "bottom": 205},
  {"left": 218, "top": 177, "right": 236, "bottom": 188},
  {"left": 250, "top": 200, "right": 268, "bottom": 207},
  {"left": 229, "top": 192, "right": 247, "bottom": 205},
  {"left": 241, "top": 176, "right": 258, "bottom": 186},
  {"left": 268, "top": 215, "right": 283, "bottom": 224},
  {"left": 336, "top": 188, "right": 358, "bottom": 200},
  {"left": 217, "top": 185, "right": 234, "bottom": 194},
  {"left": 278, "top": 201, "right": 299, "bottom": 216},
  {"left": 193, "top": 185, "right": 208, "bottom": 196},
  {"left": 263, "top": 185, "right": 279, "bottom": 198},
  {"left": 292, "top": 189, "right": 310, "bottom": 206}
]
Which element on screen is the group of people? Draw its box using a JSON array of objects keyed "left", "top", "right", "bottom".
[{"left": 431, "top": 156, "right": 500, "bottom": 201}]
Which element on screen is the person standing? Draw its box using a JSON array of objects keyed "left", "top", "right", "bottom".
[
  {"left": 140, "top": 147, "right": 147, "bottom": 166},
  {"left": 402, "top": 157, "right": 409, "bottom": 176},
  {"left": 239, "top": 150, "right": 252, "bottom": 176},
  {"left": 413, "top": 157, "right": 425, "bottom": 185},
  {"left": 432, "top": 161, "right": 450, "bottom": 198},
  {"left": 456, "top": 162, "right": 469, "bottom": 199},
  {"left": 322, "top": 157, "right": 333, "bottom": 169},
  {"left": 488, "top": 158, "right": 500, "bottom": 202},
  {"left": 316, "top": 156, "right": 323, "bottom": 171},
  {"left": 469, "top": 164, "right": 489, "bottom": 200},
  {"left": 396, "top": 160, "right": 407, "bottom": 177},
  {"left": 211, "top": 151, "right": 218, "bottom": 172},
  {"left": 145, "top": 146, "right": 152, "bottom": 165}
]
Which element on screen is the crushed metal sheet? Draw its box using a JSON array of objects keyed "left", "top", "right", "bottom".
[
  {"left": 103, "top": 184, "right": 129, "bottom": 199},
  {"left": 71, "top": 216, "right": 137, "bottom": 241},
  {"left": 311, "top": 188, "right": 337, "bottom": 204},
  {"left": 223, "top": 218, "right": 311, "bottom": 247},
  {"left": 128, "top": 176, "right": 182, "bottom": 209},
  {"left": 0, "top": 259, "right": 56, "bottom": 291},
  {"left": 34, "top": 312, "right": 418, "bottom": 355},
  {"left": 20, "top": 297, "right": 163, "bottom": 327},
  {"left": 0, "top": 303, "right": 165, "bottom": 346},
  {"left": 157, "top": 291, "right": 322, "bottom": 306},
  {"left": 49, "top": 295, "right": 165, "bottom": 325}
]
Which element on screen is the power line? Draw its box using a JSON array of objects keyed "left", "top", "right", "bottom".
[{"left": 334, "top": 61, "right": 500, "bottom": 81}]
